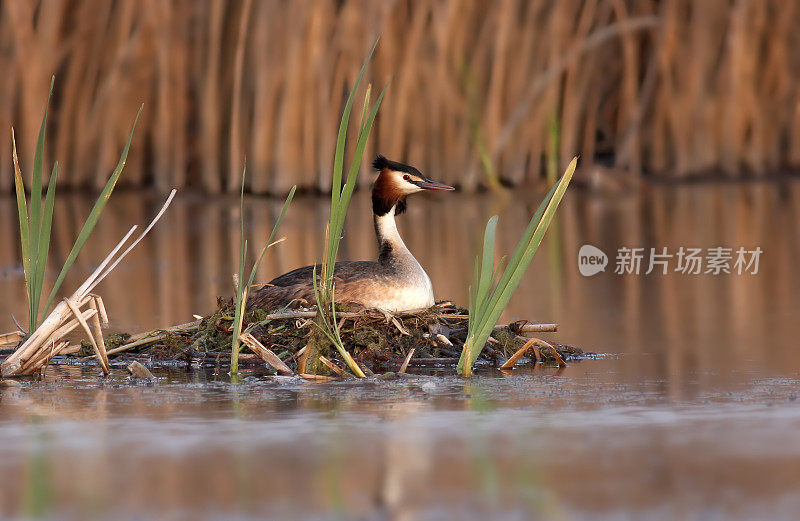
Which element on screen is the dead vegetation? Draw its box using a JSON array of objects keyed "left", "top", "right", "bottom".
[
  {"left": 1, "top": 192, "right": 176, "bottom": 377},
  {"left": 18, "top": 300, "right": 584, "bottom": 378},
  {"left": 2, "top": 1, "right": 797, "bottom": 194}
]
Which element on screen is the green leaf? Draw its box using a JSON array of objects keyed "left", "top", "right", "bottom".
[
  {"left": 329, "top": 38, "right": 379, "bottom": 246},
  {"left": 245, "top": 185, "right": 296, "bottom": 290},
  {"left": 474, "top": 215, "right": 498, "bottom": 319},
  {"left": 11, "top": 130, "right": 31, "bottom": 323},
  {"left": 458, "top": 157, "right": 577, "bottom": 374},
  {"left": 230, "top": 165, "right": 248, "bottom": 375},
  {"left": 26, "top": 77, "right": 54, "bottom": 329},
  {"left": 331, "top": 82, "right": 389, "bottom": 255},
  {"left": 36, "top": 162, "right": 59, "bottom": 325},
  {"left": 477, "top": 158, "right": 577, "bottom": 335}
]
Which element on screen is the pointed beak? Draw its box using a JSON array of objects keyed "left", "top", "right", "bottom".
[{"left": 417, "top": 178, "right": 455, "bottom": 191}]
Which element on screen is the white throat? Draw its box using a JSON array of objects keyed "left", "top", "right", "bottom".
[
  {"left": 372, "top": 203, "right": 435, "bottom": 309},
  {"left": 374, "top": 206, "right": 409, "bottom": 253}
]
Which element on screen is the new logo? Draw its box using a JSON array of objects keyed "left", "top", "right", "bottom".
[{"left": 578, "top": 244, "right": 608, "bottom": 276}]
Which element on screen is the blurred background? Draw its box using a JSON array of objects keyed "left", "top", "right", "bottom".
[{"left": 2, "top": 0, "right": 798, "bottom": 195}]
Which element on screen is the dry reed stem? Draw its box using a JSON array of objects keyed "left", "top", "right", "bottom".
[
  {"left": 318, "top": 355, "right": 348, "bottom": 377},
  {"left": 0, "top": 331, "right": 24, "bottom": 347},
  {"left": 435, "top": 333, "right": 453, "bottom": 347},
  {"left": 127, "top": 360, "right": 155, "bottom": 379},
  {"left": 102, "top": 320, "right": 201, "bottom": 357},
  {"left": 297, "top": 343, "right": 310, "bottom": 374},
  {"left": 63, "top": 296, "right": 109, "bottom": 374},
  {"left": 2, "top": 192, "right": 176, "bottom": 377},
  {"left": 124, "top": 320, "right": 201, "bottom": 344},
  {"left": 105, "top": 334, "right": 166, "bottom": 357},
  {"left": 239, "top": 332, "right": 293, "bottom": 375},
  {"left": 499, "top": 338, "right": 539, "bottom": 369},
  {"left": 533, "top": 338, "right": 567, "bottom": 367},
  {"left": 3, "top": 2, "right": 795, "bottom": 193},
  {"left": 298, "top": 373, "right": 337, "bottom": 383},
  {"left": 399, "top": 348, "right": 416, "bottom": 373}
]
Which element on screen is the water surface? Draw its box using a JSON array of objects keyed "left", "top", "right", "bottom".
[{"left": 1, "top": 180, "right": 799, "bottom": 520}]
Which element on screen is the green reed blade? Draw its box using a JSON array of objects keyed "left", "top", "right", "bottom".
[
  {"left": 314, "top": 39, "right": 385, "bottom": 378},
  {"left": 330, "top": 83, "right": 389, "bottom": 254},
  {"left": 467, "top": 259, "right": 478, "bottom": 338},
  {"left": 35, "top": 162, "right": 58, "bottom": 325},
  {"left": 474, "top": 215, "right": 498, "bottom": 320},
  {"left": 359, "top": 84, "right": 372, "bottom": 133},
  {"left": 41, "top": 105, "right": 143, "bottom": 319},
  {"left": 239, "top": 164, "right": 247, "bottom": 277},
  {"left": 476, "top": 158, "right": 577, "bottom": 334},
  {"left": 245, "top": 186, "right": 296, "bottom": 290},
  {"left": 458, "top": 157, "right": 577, "bottom": 374},
  {"left": 230, "top": 239, "right": 248, "bottom": 376},
  {"left": 330, "top": 39, "right": 379, "bottom": 244},
  {"left": 483, "top": 181, "right": 558, "bottom": 312},
  {"left": 11, "top": 131, "right": 31, "bottom": 320},
  {"left": 26, "top": 78, "right": 54, "bottom": 329},
  {"left": 230, "top": 165, "right": 248, "bottom": 375}
]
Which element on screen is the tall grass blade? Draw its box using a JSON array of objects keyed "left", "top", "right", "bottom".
[
  {"left": 245, "top": 186, "right": 296, "bottom": 291},
  {"left": 476, "top": 158, "right": 577, "bottom": 334},
  {"left": 230, "top": 166, "right": 248, "bottom": 375},
  {"left": 41, "top": 105, "right": 143, "bottom": 320},
  {"left": 329, "top": 38, "right": 379, "bottom": 254},
  {"left": 474, "top": 215, "right": 498, "bottom": 322},
  {"left": 11, "top": 130, "right": 31, "bottom": 318},
  {"left": 458, "top": 157, "right": 577, "bottom": 375},
  {"left": 230, "top": 165, "right": 295, "bottom": 375},
  {"left": 25, "top": 78, "right": 54, "bottom": 330},
  {"left": 35, "top": 162, "right": 58, "bottom": 325},
  {"left": 311, "top": 267, "right": 366, "bottom": 377},
  {"left": 313, "top": 38, "right": 386, "bottom": 378},
  {"left": 230, "top": 240, "right": 247, "bottom": 376},
  {"left": 329, "top": 83, "right": 389, "bottom": 258}
]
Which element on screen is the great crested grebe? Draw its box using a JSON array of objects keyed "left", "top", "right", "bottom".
[{"left": 248, "top": 155, "right": 454, "bottom": 312}]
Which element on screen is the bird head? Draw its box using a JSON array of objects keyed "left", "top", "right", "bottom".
[{"left": 371, "top": 155, "right": 454, "bottom": 215}]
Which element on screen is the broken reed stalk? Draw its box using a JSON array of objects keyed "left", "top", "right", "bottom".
[
  {"left": 399, "top": 348, "right": 416, "bottom": 373},
  {"left": 2, "top": 191, "right": 176, "bottom": 377},
  {"left": 127, "top": 360, "right": 155, "bottom": 379},
  {"left": 239, "top": 333, "right": 293, "bottom": 375},
  {"left": 298, "top": 373, "right": 337, "bottom": 383},
  {"left": 100, "top": 320, "right": 202, "bottom": 357},
  {"left": 318, "top": 356, "right": 348, "bottom": 377},
  {"left": 0, "top": 331, "right": 24, "bottom": 348},
  {"left": 458, "top": 158, "right": 577, "bottom": 377},
  {"left": 500, "top": 338, "right": 540, "bottom": 369},
  {"left": 312, "top": 38, "right": 387, "bottom": 378}
]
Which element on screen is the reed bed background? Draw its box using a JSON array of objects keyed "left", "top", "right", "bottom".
[{"left": 1, "top": 0, "right": 799, "bottom": 195}]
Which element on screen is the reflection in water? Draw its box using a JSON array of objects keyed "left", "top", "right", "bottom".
[
  {"left": 1, "top": 182, "right": 800, "bottom": 519},
  {"left": 1, "top": 366, "right": 800, "bottom": 520}
]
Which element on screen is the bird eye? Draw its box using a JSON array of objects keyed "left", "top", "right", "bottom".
[{"left": 403, "top": 174, "right": 411, "bottom": 181}]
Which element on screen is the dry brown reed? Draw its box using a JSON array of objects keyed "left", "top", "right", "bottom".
[{"left": 1, "top": 1, "right": 798, "bottom": 194}]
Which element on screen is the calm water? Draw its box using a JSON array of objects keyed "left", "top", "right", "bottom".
[{"left": 1, "top": 180, "right": 800, "bottom": 520}]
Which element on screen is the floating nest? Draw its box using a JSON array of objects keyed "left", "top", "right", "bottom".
[{"left": 97, "top": 299, "right": 586, "bottom": 376}]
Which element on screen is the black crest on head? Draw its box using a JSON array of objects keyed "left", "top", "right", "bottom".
[{"left": 372, "top": 155, "right": 423, "bottom": 176}]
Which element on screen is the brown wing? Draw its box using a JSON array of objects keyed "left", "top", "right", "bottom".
[{"left": 247, "top": 261, "right": 391, "bottom": 311}]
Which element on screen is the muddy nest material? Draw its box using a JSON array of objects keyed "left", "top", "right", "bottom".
[{"left": 105, "top": 300, "right": 583, "bottom": 375}]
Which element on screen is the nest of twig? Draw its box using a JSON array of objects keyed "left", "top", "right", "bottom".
[{"left": 99, "top": 299, "right": 584, "bottom": 376}]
